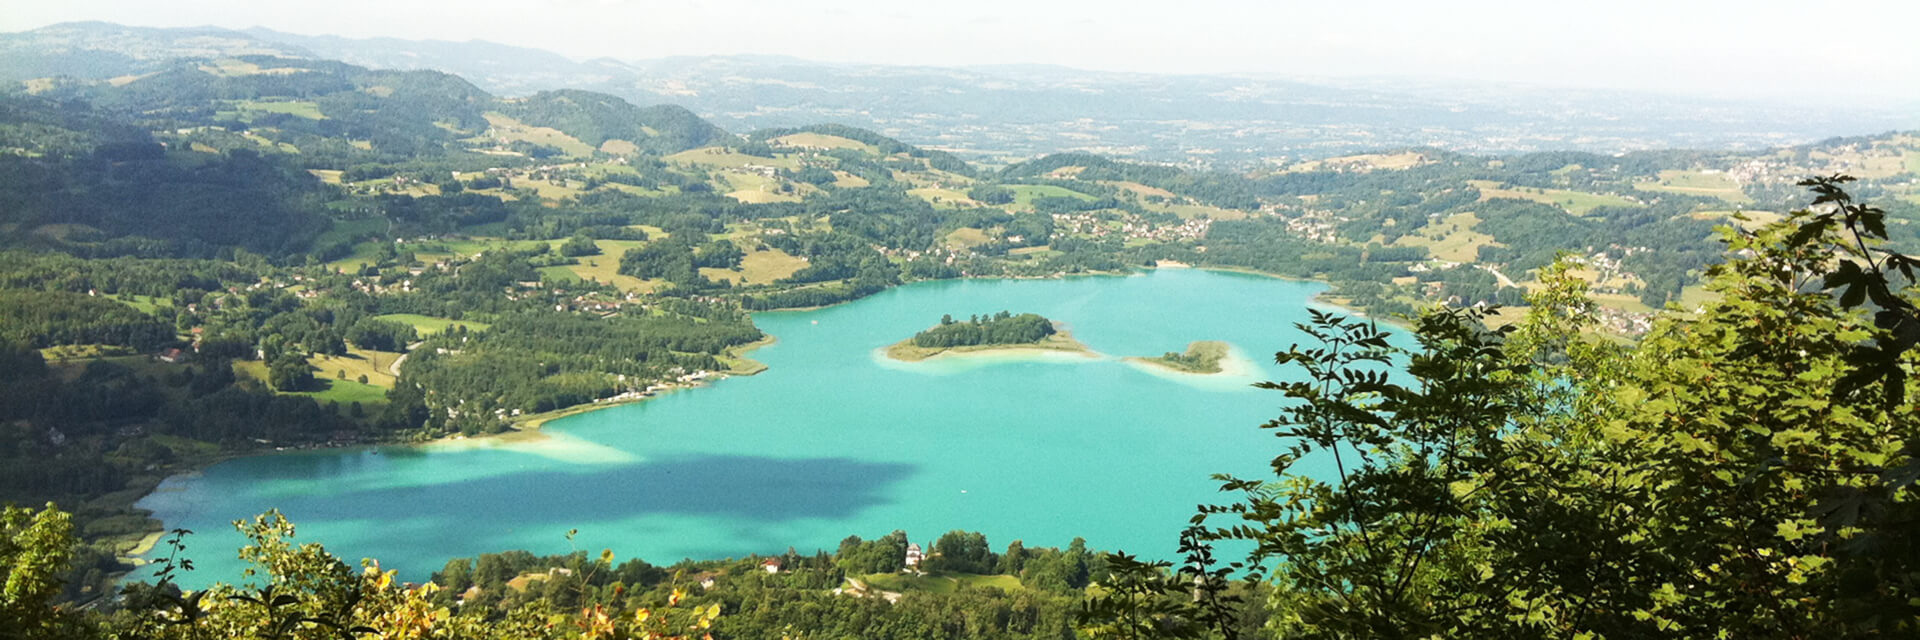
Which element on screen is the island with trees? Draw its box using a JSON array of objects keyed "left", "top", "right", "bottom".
[
  {"left": 884, "top": 311, "right": 1092, "bottom": 361},
  {"left": 1127, "top": 340, "right": 1230, "bottom": 374}
]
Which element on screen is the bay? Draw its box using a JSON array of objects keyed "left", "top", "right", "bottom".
[{"left": 137, "top": 268, "right": 1355, "bottom": 586}]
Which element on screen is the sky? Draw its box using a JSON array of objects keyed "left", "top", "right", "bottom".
[{"left": 4, "top": 0, "right": 1917, "bottom": 104}]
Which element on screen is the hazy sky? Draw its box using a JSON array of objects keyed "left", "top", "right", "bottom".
[{"left": 5, "top": 0, "right": 1917, "bottom": 104}]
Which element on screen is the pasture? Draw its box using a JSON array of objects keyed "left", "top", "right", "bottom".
[
  {"left": 1634, "top": 170, "right": 1753, "bottom": 204},
  {"left": 373, "top": 314, "right": 491, "bottom": 336},
  {"left": 1468, "top": 180, "right": 1640, "bottom": 216}
]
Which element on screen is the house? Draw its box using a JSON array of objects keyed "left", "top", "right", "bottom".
[
  {"left": 904, "top": 543, "right": 923, "bottom": 568},
  {"left": 156, "top": 347, "right": 187, "bottom": 364},
  {"left": 762, "top": 558, "right": 783, "bottom": 574}
]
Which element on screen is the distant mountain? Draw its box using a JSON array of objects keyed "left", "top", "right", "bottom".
[
  {"left": 0, "top": 21, "right": 306, "bottom": 82},
  {"left": 0, "top": 24, "right": 736, "bottom": 161},
  {"left": 7, "top": 21, "right": 1917, "bottom": 168}
]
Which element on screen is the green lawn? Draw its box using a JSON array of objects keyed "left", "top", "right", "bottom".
[
  {"left": 374, "top": 314, "right": 491, "bottom": 336},
  {"left": 1469, "top": 180, "right": 1640, "bottom": 216},
  {"left": 107, "top": 294, "right": 173, "bottom": 314},
  {"left": 861, "top": 572, "right": 1023, "bottom": 594},
  {"left": 1008, "top": 184, "right": 1096, "bottom": 207},
  {"left": 219, "top": 99, "right": 325, "bottom": 121},
  {"left": 1634, "top": 170, "right": 1753, "bottom": 204},
  {"left": 292, "top": 378, "right": 389, "bottom": 406}
]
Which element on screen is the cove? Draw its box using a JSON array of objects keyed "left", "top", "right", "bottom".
[{"left": 136, "top": 268, "right": 1356, "bottom": 586}]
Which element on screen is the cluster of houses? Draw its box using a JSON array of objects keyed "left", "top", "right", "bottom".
[{"left": 1049, "top": 211, "right": 1212, "bottom": 244}]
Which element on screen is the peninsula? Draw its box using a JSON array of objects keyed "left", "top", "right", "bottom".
[
  {"left": 884, "top": 311, "right": 1092, "bottom": 361},
  {"left": 1129, "top": 340, "right": 1230, "bottom": 374}
]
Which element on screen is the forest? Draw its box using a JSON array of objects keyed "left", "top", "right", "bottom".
[{"left": 911, "top": 312, "right": 1058, "bottom": 348}]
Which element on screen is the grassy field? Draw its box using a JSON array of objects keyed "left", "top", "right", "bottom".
[
  {"left": 944, "top": 227, "right": 993, "bottom": 249},
  {"left": 323, "top": 241, "right": 387, "bottom": 273},
  {"left": 40, "top": 344, "right": 138, "bottom": 362},
  {"left": 106, "top": 293, "right": 174, "bottom": 314},
  {"left": 290, "top": 378, "right": 389, "bottom": 406},
  {"left": 563, "top": 239, "right": 656, "bottom": 292},
  {"left": 1104, "top": 180, "right": 1178, "bottom": 199},
  {"left": 908, "top": 187, "right": 977, "bottom": 209},
  {"left": 665, "top": 147, "right": 801, "bottom": 170},
  {"left": 243, "top": 99, "right": 323, "bottom": 119},
  {"left": 770, "top": 132, "right": 877, "bottom": 153},
  {"left": 698, "top": 247, "right": 808, "bottom": 286},
  {"left": 374, "top": 314, "right": 491, "bottom": 336},
  {"left": 311, "top": 349, "right": 402, "bottom": 386},
  {"left": 1468, "top": 180, "right": 1640, "bottom": 216},
  {"left": 1008, "top": 184, "right": 1096, "bottom": 207},
  {"left": 861, "top": 572, "right": 1023, "bottom": 594},
  {"left": 716, "top": 172, "right": 806, "bottom": 203},
  {"left": 1392, "top": 212, "right": 1499, "bottom": 262},
  {"left": 1689, "top": 209, "right": 1782, "bottom": 231},
  {"left": 1634, "top": 170, "right": 1753, "bottom": 204},
  {"left": 481, "top": 112, "right": 595, "bottom": 157}
]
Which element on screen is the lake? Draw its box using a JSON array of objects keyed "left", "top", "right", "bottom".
[{"left": 137, "top": 268, "right": 1362, "bottom": 586}]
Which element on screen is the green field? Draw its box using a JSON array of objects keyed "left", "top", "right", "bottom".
[
  {"left": 106, "top": 293, "right": 173, "bottom": 314},
  {"left": 908, "top": 187, "right": 977, "bottom": 209},
  {"left": 323, "top": 241, "right": 386, "bottom": 273},
  {"left": 1392, "top": 212, "right": 1499, "bottom": 262},
  {"left": 563, "top": 239, "right": 653, "bottom": 291},
  {"left": 861, "top": 572, "right": 1023, "bottom": 594},
  {"left": 698, "top": 247, "right": 808, "bottom": 286},
  {"left": 291, "top": 378, "right": 389, "bottom": 406},
  {"left": 374, "top": 314, "right": 491, "bottom": 336},
  {"left": 219, "top": 99, "right": 325, "bottom": 121},
  {"left": 770, "top": 132, "right": 878, "bottom": 153},
  {"left": 311, "top": 349, "right": 402, "bottom": 387},
  {"left": 480, "top": 112, "right": 595, "bottom": 157},
  {"left": 1008, "top": 184, "right": 1096, "bottom": 207},
  {"left": 1634, "top": 170, "right": 1753, "bottom": 204},
  {"left": 665, "top": 147, "right": 801, "bottom": 170},
  {"left": 1468, "top": 180, "right": 1640, "bottom": 216}
]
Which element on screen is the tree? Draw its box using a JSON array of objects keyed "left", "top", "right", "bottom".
[
  {"left": 560, "top": 234, "right": 601, "bottom": 257},
  {"left": 267, "top": 354, "right": 314, "bottom": 392},
  {"left": 0, "top": 504, "right": 77, "bottom": 639},
  {"left": 1156, "top": 177, "right": 1920, "bottom": 638}
]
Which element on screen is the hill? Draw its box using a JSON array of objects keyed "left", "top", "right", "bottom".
[{"left": 10, "top": 22, "right": 1916, "bottom": 168}]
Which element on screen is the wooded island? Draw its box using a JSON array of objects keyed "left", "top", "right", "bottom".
[{"left": 884, "top": 311, "right": 1091, "bottom": 361}]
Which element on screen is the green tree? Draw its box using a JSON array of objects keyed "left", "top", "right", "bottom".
[
  {"left": 1158, "top": 177, "right": 1920, "bottom": 638},
  {"left": 0, "top": 504, "right": 79, "bottom": 639}
]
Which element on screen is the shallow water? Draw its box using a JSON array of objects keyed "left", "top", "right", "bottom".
[{"left": 138, "top": 269, "right": 1361, "bottom": 586}]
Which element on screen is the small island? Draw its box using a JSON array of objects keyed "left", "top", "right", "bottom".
[
  {"left": 1129, "top": 341, "right": 1230, "bottom": 374},
  {"left": 885, "top": 311, "right": 1092, "bottom": 361}
]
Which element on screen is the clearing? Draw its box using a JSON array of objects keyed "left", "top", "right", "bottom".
[
  {"left": 373, "top": 314, "right": 492, "bottom": 336},
  {"left": 1468, "top": 180, "right": 1640, "bottom": 216},
  {"left": 1634, "top": 170, "right": 1753, "bottom": 204}
]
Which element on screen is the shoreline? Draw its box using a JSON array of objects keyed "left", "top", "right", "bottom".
[
  {"left": 114, "top": 333, "right": 780, "bottom": 575},
  {"left": 114, "top": 266, "right": 1349, "bottom": 577},
  {"left": 882, "top": 329, "right": 1096, "bottom": 363}
]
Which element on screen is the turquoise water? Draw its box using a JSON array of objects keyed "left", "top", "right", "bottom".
[{"left": 137, "top": 269, "right": 1359, "bottom": 586}]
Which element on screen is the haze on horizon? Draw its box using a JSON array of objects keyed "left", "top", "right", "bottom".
[{"left": 4, "top": 0, "right": 1918, "bottom": 107}]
